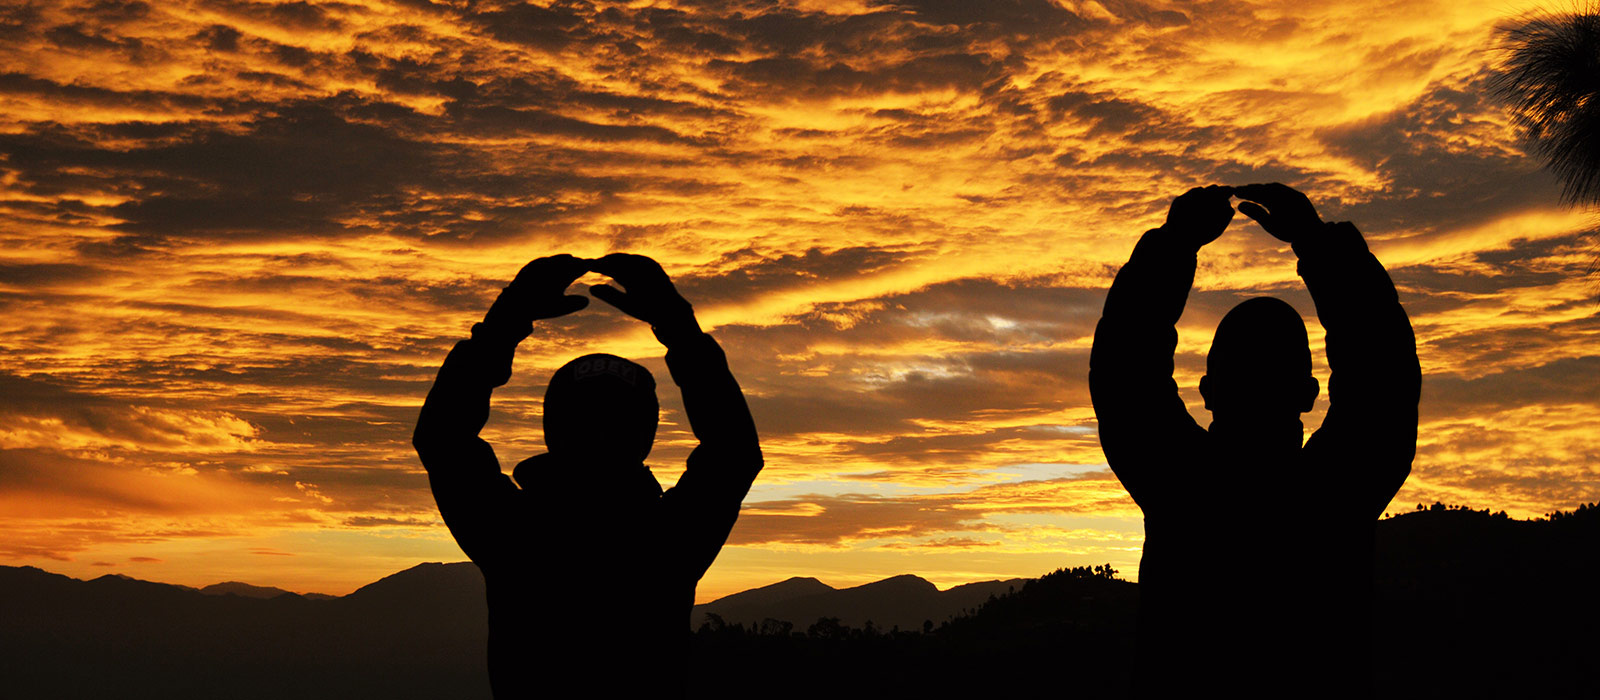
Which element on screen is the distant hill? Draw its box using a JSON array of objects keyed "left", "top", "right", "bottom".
[
  {"left": 700, "top": 576, "right": 834, "bottom": 610},
  {"left": 692, "top": 573, "right": 1027, "bottom": 631},
  {"left": 200, "top": 581, "right": 300, "bottom": 599},
  {"left": 343, "top": 561, "right": 482, "bottom": 608},
  {"left": 687, "top": 503, "right": 1599, "bottom": 698},
  {"left": 2, "top": 503, "right": 1594, "bottom": 699},
  {"left": 688, "top": 564, "right": 1138, "bottom": 697},
  {"left": 1368, "top": 503, "right": 1600, "bottom": 698},
  {"left": 0, "top": 562, "right": 491, "bottom": 700}
]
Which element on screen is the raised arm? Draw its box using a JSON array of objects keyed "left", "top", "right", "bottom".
[
  {"left": 1090, "top": 186, "right": 1232, "bottom": 507},
  {"left": 412, "top": 254, "right": 591, "bottom": 565},
  {"left": 1237, "top": 184, "right": 1420, "bottom": 516},
  {"left": 589, "top": 253, "right": 763, "bottom": 576}
]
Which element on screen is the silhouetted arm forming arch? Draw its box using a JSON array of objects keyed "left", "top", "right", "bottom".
[
  {"left": 1090, "top": 226, "right": 1210, "bottom": 508},
  {"left": 412, "top": 255, "right": 590, "bottom": 568},
  {"left": 655, "top": 316, "right": 763, "bottom": 579},
  {"left": 412, "top": 321, "right": 521, "bottom": 567},
  {"left": 582, "top": 252, "right": 764, "bottom": 580},
  {"left": 1297, "top": 222, "right": 1421, "bottom": 516}
]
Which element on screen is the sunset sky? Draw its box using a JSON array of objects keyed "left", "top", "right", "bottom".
[{"left": 2, "top": 0, "right": 1597, "bottom": 601}]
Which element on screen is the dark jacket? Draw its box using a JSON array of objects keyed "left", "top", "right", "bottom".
[{"left": 414, "top": 324, "right": 762, "bottom": 699}]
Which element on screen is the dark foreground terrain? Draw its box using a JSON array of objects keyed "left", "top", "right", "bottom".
[{"left": 2, "top": 503, "right": 1595, "bottom": 699}]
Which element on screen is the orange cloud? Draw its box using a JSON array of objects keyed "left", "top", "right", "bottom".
[{"left": 0, "top": 0, "right": 1591, "bottom": 599}]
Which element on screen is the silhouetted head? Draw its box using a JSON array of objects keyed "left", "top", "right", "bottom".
[
  {"left": 1199, "top": 297, "right": 1319, "bottom": 423},
  {"left": 542, "top": 353, "right": 658, "bottom": 464}
]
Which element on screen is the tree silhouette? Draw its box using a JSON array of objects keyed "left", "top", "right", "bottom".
[
  {"left": 758, "top": 618, "right": 793, "bottom": 637},
  {"left": 1493, "top": 5, "right": 1600, "bottom": 208},
  {"left": 698, "top": 612, "right": 728, "bottom": 634},
  {"left": 807, "top": 616, "right": 847, "bottom": 641}
]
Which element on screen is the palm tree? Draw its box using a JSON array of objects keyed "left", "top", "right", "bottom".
[{"left": 1492, "top": 5, "right": 1600, "bottom": 207}]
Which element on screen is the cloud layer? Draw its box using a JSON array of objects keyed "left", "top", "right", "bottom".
[{"left": 1, "top": 0, "right": 1595, "bottom": 598}]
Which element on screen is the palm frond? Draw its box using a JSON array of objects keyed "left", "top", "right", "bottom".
[{"left": 1492, "top": 4, "right": 1600, "bottom": 206}]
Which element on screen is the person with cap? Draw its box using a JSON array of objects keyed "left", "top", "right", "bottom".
[
  {"left": 1089, "top": 183, "right": 1420, "bottom": 697},
  {"left": 413, "top": 253, "right": 762, "bottom": 698}
]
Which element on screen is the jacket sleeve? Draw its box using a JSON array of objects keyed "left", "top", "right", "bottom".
[
  {"left": 658, "top": 328, "right": 764, "bottom": 580},
  {"left": 1089, "top": 227, "right": 1209, "bottom": 509},
  {"left": 1297, "top": 222, "right": 1421, "bottom": 517},
  {"left": 411, "top": 321, "right": 523, "bottom": 568}
]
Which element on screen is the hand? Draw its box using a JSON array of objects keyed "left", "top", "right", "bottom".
[
  {"left": 588, "top": 253, "right": 695, "bottom": 330},
  {"left": 496, "top": 254, "right": 591, "bottom": 322},
  {"left": 1164, "top": 185, "right": 1236, "bottom": 249},
  {"left": 1235, "top": 183, "right": 1323, "bottom": 243}
]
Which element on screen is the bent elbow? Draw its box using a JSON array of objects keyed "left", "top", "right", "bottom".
[
  {"left": 411, "top": 420, "right": 433, "bottom": 452},
  {"left": 412, "top": 424, "right": 449, "bottom": 465},
  {"left": 734, "top": 444, "right": 766, "bottom": 483},
  {"left": 732, "top": 444, "right": 764, "bottom": 479}
]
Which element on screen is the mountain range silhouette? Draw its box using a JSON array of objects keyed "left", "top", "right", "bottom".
[
  {"left": 3, "top": 503, "right": 1594, "bottom": 699},
  {"left": 692, "top": 573, "right": 1027, "bottom": 631}
]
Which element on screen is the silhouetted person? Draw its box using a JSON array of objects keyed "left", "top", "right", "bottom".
[
  {"left": 413, "top": 253, "right": 763, "bottom": 698},
  {"left": 1090, "top": 184, "right": 1419, "bottom": 698}
]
